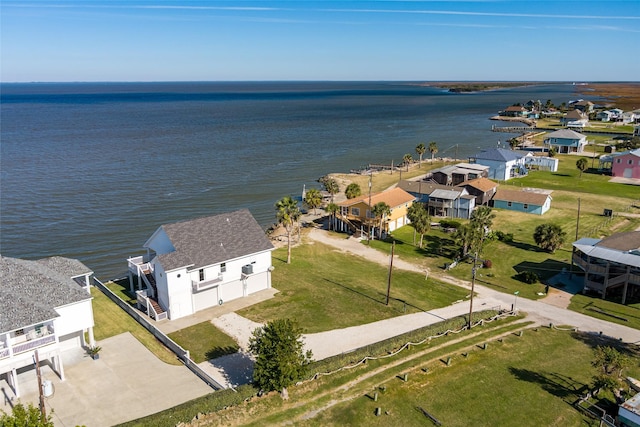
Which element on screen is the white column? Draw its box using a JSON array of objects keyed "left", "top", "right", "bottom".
[
  {"left": 10, "top": 368, "right": 19, "bottom": 398},
  {"left": 87, "top": 327, "right": 95, "bottom": 348},
  {"left": 56, "top": 352, "right": 65, "bottom": 381},
  {"left": 128, "top": 271, "right": 134, "bottom": 293}
]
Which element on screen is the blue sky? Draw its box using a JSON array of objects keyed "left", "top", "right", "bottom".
[{"left": 2, "top": 1, "right": 639, "bottom": 82}]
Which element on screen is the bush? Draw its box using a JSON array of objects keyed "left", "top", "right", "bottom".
[
  {"left": 515, "top": 270, "right": 538, "bottom": 284},
  {"left": 483, "top": 259, "right": 492, "bottom": 269},
  {"left": 492, "top": 231, "right": 514, "bottom": 242},
  {"left": 439, "top": 219, "right": 461, "bottom": 229}
]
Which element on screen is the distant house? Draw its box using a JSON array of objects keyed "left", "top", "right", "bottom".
[
  {"left": 622, "top": 111, "right": 636, "bottom": 124},
  {"left": 397, "top": 180, "right": 453, "bottom": 203},
  {"left": 336, "top": 187, "right": 415, "bottom": 237},
  {"left": 491, "top": 188, "right": 552, "bottom": 215},
  {"left": 499, "top": 105, "right": 529, "bottom": 117},
  {"left": 572, "top": 231, "right": 640, "bottom": 303},
  {"left": 596, "top": 110, "right": 613, "bottom": 122},
  {"left": 455, "top": 177, "right": 498, "bottom": 206},
  {"left": 561, "top": 110, "right": 588, "bottom": 128},
  {"left": 469, "top": 148, "right": 531, "bottom": 181},
  {"left": 430, "top": 163, "right": 490, "bottom": 186},
  {"left": 1, "top": 255, "right": 96, "bottom": 398},
  {"left": 427, "top": 188, "right": 475, "bottom": 219},
  {"left": 572, "top": 100, "right": 594, "bottom": 113},
  {"left": 611, "top": 148, "right": 640, "bottom": 179},
  {"left": 543, "top": 129, "right": 588, "bottom": 154},
  {"left": 127, "top": 209, "right": 275, "bottom": 320},
  {"left": 610, "top": 108, "right": 624, "bottom": 120}
]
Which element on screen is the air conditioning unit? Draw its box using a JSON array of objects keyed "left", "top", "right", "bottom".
[{"left": 242, "top": 264, "right": 253, "bottom": 275}]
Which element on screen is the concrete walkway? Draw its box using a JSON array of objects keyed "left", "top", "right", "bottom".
[{"left": 0, "top": 333, "right": 212, "bottom": 427}]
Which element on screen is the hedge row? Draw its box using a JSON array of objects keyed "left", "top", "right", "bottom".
[{"left": 115, "top": 384, "right": 258, "bottom": 427}]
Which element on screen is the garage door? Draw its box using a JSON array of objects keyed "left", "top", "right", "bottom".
[
  {"left": 219, "top": 280, "right": 243, "bottom": 304},
  {"left": 194, "top": 286, "right": 218, "bottom": 312},
  {"left": 246, "top": 272, "right": 268, "bottom": 295}
]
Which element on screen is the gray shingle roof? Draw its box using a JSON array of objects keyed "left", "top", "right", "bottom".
[
  {"left": 154, "top": 209, "right": 275, "bottom": 272},
  {"left": 37, "top": 256, "right": 93, "bottom": 278},
  {"left": 473, "top": 148, "right": 526, "bottom": 162},
  {"left": 544, "top": 129, "right": 586, "bottom": 140},
  {"left": 0, "top": 255, "right": 93, "bottom": 333}
]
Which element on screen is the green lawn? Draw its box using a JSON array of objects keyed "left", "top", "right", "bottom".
[
  {"left": 237, "top": 242, "right": 468, "bottom": 333},
  {"left": 296, "top": 329, "right": 640, "bottom": 427},
  {"left": 168, "top": 322, "right": 240, "bottom": 363},
  {"left": 568, "top": 294, "right": 640, "bottom": 331},
  {"left": 91, "top": 286, "right": 181, "bottom": 365}
]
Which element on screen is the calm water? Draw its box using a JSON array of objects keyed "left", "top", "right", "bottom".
[{"left": 1, "top": 81, "right": 580, "bottom": 279}]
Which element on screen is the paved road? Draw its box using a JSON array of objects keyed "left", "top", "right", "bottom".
[{"left": 306, "top": 228, "right": 640, "bottom": 345}]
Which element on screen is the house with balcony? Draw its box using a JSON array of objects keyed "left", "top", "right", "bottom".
[
  {"left": 427, "top": 188, "right": 475, "bottom": 219},
  {"left": 0, "top": 255, "right": 95, "bottom": 398},
  {"left": 127, "top": 209, "right": 275, "bottom": 321},
  {"left": 561, "top": 110, "right": 589, "bottom": 128},
  {"left": 455, "top": 177, "right": 498, "bottom": 206},
  {"left": 429, "top": 163, "right": 490, "bottom": 186},
  {"left": 469, "top": 148, "right": 531, "bottom": 181},
  {"left": 543, "top": 129, "right": 588, "bottom": 154},
  {"left": 572, "top": 231, "right": 640, "bottom": 304},
  {"left": 336, "top": 187, "right": 415, "bottom": 237}
]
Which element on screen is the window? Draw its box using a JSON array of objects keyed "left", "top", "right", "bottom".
[
  {"left": 15, "top": 329, "right": 24, "bottom": 336},
  {"left": 199, "top": 269, "right": 204, "bottom": 281},
  {"left": 523, "top": 204, "right": 529, "bottom": 209},
  {"left": 221, "top": 263, "right": 227, "bottom": 273},
  {"left": 351, "top": 207, "right": 360, "bottom": 216},
  {"left": 629, "top": 159, "right": 634, "bottom": 165},
  {"left": 507, "top": 201, "right": 512, "bottom": 207},
  {"left": 616, "top": 159, "right": 621, "bottom": 163}
]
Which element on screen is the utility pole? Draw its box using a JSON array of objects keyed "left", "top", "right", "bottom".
[
  {"left": 367, "top": 171, "right": 372, "bottom": 244},
  {"left": 468, "top": 250, "right": 478, "bottom": 329},
  {"left": 34, "top": 350, "right": 46, "bottom": 419},
  {"left": 386, "top": 241, "right": 395, "bottom": 305},
  {"left": 570, "top": 197, "right": 581, "bottom": 279}
]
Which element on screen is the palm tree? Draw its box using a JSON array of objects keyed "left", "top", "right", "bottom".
[
  {"left": 403, "top": 153, "right": 412, "bottom": 171},
  {"left": 321, "top": 177, "right": 339, "bottom": 203},
  {"left": 304, "top": 188, "right": 322, "bottom": 215},
  {"left": 508, "top": 137, "right": 519, "bottom": 150},
  {"left": 412, "top": 208, "right": 430, "bottom": 248},
  {"left": 453, "top": 223, "right": 479, "bottom": 258},
  {"left": 344, "top": 183, "right": 361, "bottom": 199},
  {"left": 576, "top": 157, "right": 588, "bottom": 178},
  {"left": 275, "top": 196, "right": 301, "bottom": 264},
  {"left": 470, "top": 206, "right": 495, "bottom": 246},
  {"left": 415, "top": 143, "right": 426, "bottom": 165},
  {"left": 428, "top": 141, "right": 438, "bottom": 161},
  {"left": 371, "top": 202, "right": 391, "bottom": 239},
  {"left": 325, "top": 202, "right": 339, "bottom": 231}
]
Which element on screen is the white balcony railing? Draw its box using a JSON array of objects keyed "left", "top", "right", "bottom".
[{"left": 192, "top": 274, "right": 223, "bottom": 292}]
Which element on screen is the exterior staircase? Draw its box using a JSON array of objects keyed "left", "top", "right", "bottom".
[{"left": 141, "top": 272, "right": 167, "bottom": 319}]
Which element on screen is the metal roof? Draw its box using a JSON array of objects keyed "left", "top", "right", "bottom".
[{"left": 573, "top": 236, "right": 640, "bottom": 268}]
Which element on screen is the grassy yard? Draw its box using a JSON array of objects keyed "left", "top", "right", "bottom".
[
  {"left": 293, "top": 329, "right": 640, "bottom": 427},
  {"left": 91, "top": 286, "right": 181, "bottom": 365},
  {"left": 237, "top": 242, "right": 468, "bottom": 333},
  {"left": 568, "top": 294, "right": 640, "bottom": 331},
  {"left": 168, "top": 322, "right": 239, "bottom": 363}
]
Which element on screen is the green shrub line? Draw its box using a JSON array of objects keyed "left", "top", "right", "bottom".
[
  {"left": 115, "top": 384, "right": 258, "bottom": 427},
  {"left": 306, "top": 309, "right": 505, "bottom": 380}
]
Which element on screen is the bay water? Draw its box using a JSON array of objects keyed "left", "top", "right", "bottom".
[{"left": 0, "top": 81, "right": 580, "bottom": 279}]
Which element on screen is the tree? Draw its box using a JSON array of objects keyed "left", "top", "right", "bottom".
[
  {"left": 548, "top": 147, "right": 557, "bottom": 158},
  {"left": 428, "top": 141, "right": 438, "bottom": 161},
  {"left": 576, "top": 157, "right": 588, "bottom": 178},
  {"left": 470, "top": 206, "right": 495, "bottom": 243},
  {"left": 0, "top": 403, "right": 54, "bottom": 427},
  {"left": 407, "top": 203, "right": 429, "bottom": 247},
  {"left": 415, "top": 143, "right": 426, "bottom": 165},
  {"left": 325, "top": 202, "right": 339, "bottom": 231},
  {"left": 591, "top": 346, "right": 628, "bottom": 400},
  {"left": 533, "top": 223, "right": 566, "bottom": 253},
  {"left": 402, "top": 153, "right": 412, "bottom": 171},
  {"left": 371, "top": 202, "right": 391, "bottom": 239},
  {"left": 249, "top": 318, "right": 313, "bottom": 392},
  {"left": 508, "top": 137, "right": 519, "bottom": 150},
  {"left": 275, "top": 196, "right": 301, "bottom": 264},
  {"left": 344, "top": 183, "right": 361, "bottom": 199},
  {"left": 304, "top": 188, "right": 322, "bottom": 215},
  {"left": 453, "top": 223, "right": 481, "bottom": 258},
  {"left": 320, "top": 176, "right": 339, "bottom": 203}
]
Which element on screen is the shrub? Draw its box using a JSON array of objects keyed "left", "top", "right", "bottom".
[
  {"left": 515, "top": 270, "right": 538, "bottom": 284},
  {"left": 483, "top": 259, "right": 492, "bottom": 269},
  {"left": 492, "top": 231, "right": 513, "bottom": 242}
]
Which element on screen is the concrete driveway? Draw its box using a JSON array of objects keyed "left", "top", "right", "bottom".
[{"left": 0, "top": 332, "right": 212, "bottom": 427}]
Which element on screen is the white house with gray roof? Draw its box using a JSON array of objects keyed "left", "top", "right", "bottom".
[
  {"left": 128, "top": 209, "right": 275, "bottom": 320},
  {"left": 469, "top": 148, "right": 532, "bottom": 181},
  {"left": 543, "top": 129, "right": 588, "bottom": 154},
  {"left": 0, "top": 255, "right": 95, "bottom": 398}
]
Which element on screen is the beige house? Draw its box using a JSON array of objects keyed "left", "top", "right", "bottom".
[{"left": 336, "top": 187, "right": 415, "bottom": 238}]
